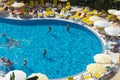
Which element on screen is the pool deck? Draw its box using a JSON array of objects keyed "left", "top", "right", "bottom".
[{"left": 0, "top": 6, "right": 120, "bottom": 80}]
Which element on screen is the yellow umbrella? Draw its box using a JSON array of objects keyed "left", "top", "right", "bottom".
[
  {"left": 28, "top": 73, "right": 48, "bottom": 80},
  {"left": 87, "top": 63, "right": 107, "bottom": 75},
  {"left": 94, "top": 54, "right": 112, "bottom": 64}
]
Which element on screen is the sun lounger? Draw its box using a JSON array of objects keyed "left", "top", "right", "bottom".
[
  {"left": 45, "top": 8, "right": 55, "bottom": 17},
  {"left": 38, "top": 12, "right": 43, "bottom": 18},
  {"left": 81, "top": 16, "right": 90, "bottom": 21},
  {"left": 83, "top": 20, "right": 94, "bottom": 26},
  {"left": 84, "top": 73, "right": 92, "bottom": 80},
  {"left": 53, "top": 0, "right": 57, "bottom": 7},
  {"left": 81, "top": 7, "right": 89, "bottom": 13},
  {"left": 69, "top": 11, "right": 81, "bottom": 19},
  {"left": 57, "top": 8, "right": 65, "bottom": 18},
  {"left": 87, "top": 10, "right": 98, "bottom": 15},
  {"left": 35, "top": 1, "right": 38, "bottom": 7},
  {"left": 65, "top": 2, "right": 71, "bottom": 10},
  {"left": 106, "top": 14, "right": 118, "bottom": 21},
  {"left": 30, "top": 1, "right": 34, "bottom": 8},
  {"left": 68, "top": 76, "right": 73, "bottom": 80},
  {"left": 82, "top": 72, "right": 97, "bottom": 80},
  {"left": 6, "top": 0, "right": 14, "bottom": 6},
  {"left": 95, "top": 11, "right": 106, "bottom": 17},
  {"left": 41, "top": 0, "right": 44, "bottom": 6},
  {"left": 0, "top": 7, "right": 4, "bottom": 11}
]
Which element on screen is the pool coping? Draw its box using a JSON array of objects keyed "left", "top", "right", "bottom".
[{"left": 0, "top": 17, "right": 105, "bottom": 80}]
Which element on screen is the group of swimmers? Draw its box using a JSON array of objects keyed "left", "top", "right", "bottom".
[
  {"left": 0, "top": 57, "right": 13, "bottom": 68},
  {"left": 0, "top": 25, "right": 70, "bottom": 69},
  {"left": 48, "top": 24, "right": 70, "bottom": 32},
  {"left": 0, "top": 48, "right": 47, "bottom": 69}
]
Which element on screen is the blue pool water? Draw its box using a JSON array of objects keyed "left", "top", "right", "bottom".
[{"left": 0, "top": 19, "right": 102, "bottom": 79}]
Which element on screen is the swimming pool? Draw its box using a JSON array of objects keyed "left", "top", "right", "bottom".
[{"left": 0, "top": 18, "right": 102, "bottom": 79}]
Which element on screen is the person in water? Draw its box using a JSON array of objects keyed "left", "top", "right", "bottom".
[
  {"left": 48, "top": 26, "right": 52, "bottom": 32},
  {"left": 1, "top": 33, "right": 6, "bottom": 37},
  {"left": 6, "top": 59, "right": 13, "bottom": 68},
  {"left": 1, "top": 33, "right": 20, "bottom": 50},
  {"left": 1, "top": 33, "right": 9, "bottom": 41},
  {"left": 43, "top": 48, "right": 46, "bottom": 57},
  {"left": 22, "top": 58, "right": 27, "bottom": 67},
  {"left": 1, "top": 57, "right": 6, "bottom": 62},
  {"left": 66, "top": 24, "right": 70, "bottom": 31}
]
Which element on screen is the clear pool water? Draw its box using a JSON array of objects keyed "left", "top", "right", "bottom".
[{"left": 0, "top": 19, "right": 102, "bottom": 79}]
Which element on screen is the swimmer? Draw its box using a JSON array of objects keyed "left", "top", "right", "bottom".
[
  {"left": 6, "top": 59, "right": 12, "bottom": 64},
  {"left": 1, "top": 33, "right": 9, "bottom": 40},
  {"left": 43, "top": 48, "right": 46, "bottom": 57},
  {"left": 6, "top": 59, "right": 13, "bottom": 68},
  {"left": 66, "top": 24, "right": 70, "bottom": 31},
  {"left": 1, "top": 33, "right": 6, "bottom": 37},
  {"left": 48, "top": 26, "right": 52, "bottom": 32},
  {"left": 1, "top": 57, "right": 6, "bottom": 62},
  {"left": 22, "top": 58, "right": 27, "bottom": 67}
]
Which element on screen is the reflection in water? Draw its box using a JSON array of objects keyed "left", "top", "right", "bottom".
[
  {"left": 6, "top": 38, "right": 20, "bottom": 50},
  {"left": 0, "top": 33, "right": 20, "bottom": 50}
]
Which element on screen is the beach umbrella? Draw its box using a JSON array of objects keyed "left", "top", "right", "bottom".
[
  {"left": 104, "top": 27, "right": 120, "bottom": 36},
  {"left": 94, "top": 20, "right": 111, "bottom": 31},
  {"left": 28, "top": 73, "right": 48, "bottom": 80},
  {"left": 5, "top": 70, "right": 26, "bottom": 80},
  {"left": 0, "top": 77, "right": 7, "bottom": 80},
  {"left": 94, "top": 20, "right": 110, "bottom": 27},
  {"left": 114, "top": 11, "right": 120, "bottom": 16},
  {"left": 89, "top": 16, "right": 103, "bottom": 22},
  {"left": 87, "top": 63, "right": 107, "bottom": 75},
  {"left": 94, "top": 54, "right": 112, "bottom": 64},
  {"left": 117, "top": 16, "right": 120, "bottom": 20},
  {"left": 11, "top": 2, "right": 24, "bottom": 8},
  {"left": 108, "top": 9, "right": 117, "bottom": 15}
]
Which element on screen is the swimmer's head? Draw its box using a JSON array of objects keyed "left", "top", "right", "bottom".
[{"left": 1, "top": 33, "right": 6, "bottom": 37}]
